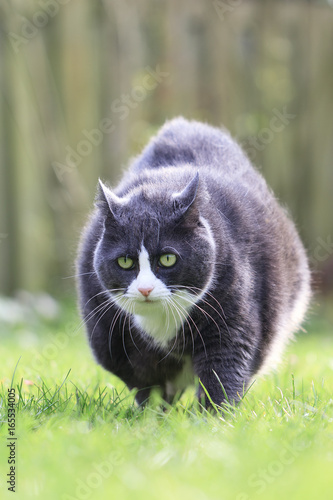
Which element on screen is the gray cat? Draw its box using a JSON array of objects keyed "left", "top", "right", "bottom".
[{"left": 77, "top": 117, "right": 311, "bottom": 408}]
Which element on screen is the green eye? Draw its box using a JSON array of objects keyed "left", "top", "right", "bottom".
[
  {"left": 159, "top": 253, "right": 177, "bottom": 268},
  {"left": 117, "top": 256, "right": 134, "bottom": 269}
]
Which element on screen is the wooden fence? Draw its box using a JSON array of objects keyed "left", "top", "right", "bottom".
[{"left": 0, "top": 0, "right": 332, "bottom": 294}]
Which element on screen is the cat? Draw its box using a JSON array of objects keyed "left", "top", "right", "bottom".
[{"left": 76, "top": 117, "right": 311, "bottom": 408}]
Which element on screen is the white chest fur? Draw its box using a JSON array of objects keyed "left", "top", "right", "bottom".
[
  {"left": 132, "top": 287, "right": 197, "bottom": 348},
  {"left": 118, "top": 246, "right": 198, "bottom": 348},
  {"left": 133, "top": 308, "right": 181, "bottom": 347},
  {"left": 165, "top": 355, "right": 194, "bottom": 399}
]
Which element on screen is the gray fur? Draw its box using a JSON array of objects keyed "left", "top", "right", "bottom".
[{"left": 77, "top": 117, "right": 311, "bottom": 407}]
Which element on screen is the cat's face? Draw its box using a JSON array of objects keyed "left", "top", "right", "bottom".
[{"left": 93, "top": 174, "right": 216, "bottom": 346}]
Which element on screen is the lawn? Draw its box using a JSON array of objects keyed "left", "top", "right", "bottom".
[{"left": 1, "top": 295, "right": 333, "bottom": 500}]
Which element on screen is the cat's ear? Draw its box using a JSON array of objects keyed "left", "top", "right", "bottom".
[
  {"left": 96, "top": 179, "right": 129, "bottom": 220},
  {"left": 172, "top": 172, "right": 199, "bottom": 217}
]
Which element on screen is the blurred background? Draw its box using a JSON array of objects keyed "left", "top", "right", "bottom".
[{"left": 0, "top": 0, "right": 332, "bottom": 314}]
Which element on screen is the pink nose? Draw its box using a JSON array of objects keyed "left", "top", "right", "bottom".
[{"left": 138, "top": 286, "right": 154, "bottom": 297}]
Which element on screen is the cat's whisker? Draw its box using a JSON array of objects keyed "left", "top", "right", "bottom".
[
  {"left": 197, "top": 290, "right": 228, "bottom": 321},
  {"left": 88, "top": 293, "right": 125, "bottom": 340},
  {"left": 165, "top": 297, "right": 188, "bottom": 358},
  {"left": 158, "top": 299, "right": 180, "bottom": 362},
  {"left": 173, "top": 291, "right": 222, "bottom": 338},
  {"left": 108, "top": 306, "right": 124, "bottom": 360},
  {"left": 177, "top": 305, "right": 196, "bottom": 357},
  {"left": 173, "top": 284, "right": 226, "bottom": 318},
  {"left": 171, "top": 284, "right": 230, "bottom": 336},
  {"left": 171, "top": 296, "right": 207, "bottom": 358},
  {"left": 166, "top": 295, "right": 194, "bottom": 357},
  {"left": 165, "top": 298, "right": 179, "bottom": 337},
  {"left": 73, "top": 297, "right": 113, "bottom": 338},
  {"left": 111, "top": 295, "right": 145, "bottom": 356},
  {"left": 191, "top": 296, "right": 229, "bottom": 339},
  {"left": 90, "top": 300, "right": 116, "bottom": 342},
  {"left": 160, "top": 300, "right": 171, "bottom": 346},
  {"left": 122, "top": 298, "right": 141, "bottom": 357},
  {"left": 83, "top": 289, "right": 115, "bottom": 305},
  {"left": 160, "top": 298, "right": 178, "bottom": 361},
  {"left": 127, "top": 302, "right": 141, "bottom": 355},
  {"left": 62, "top": 271, "right": 97, "bottom": 280},
  {"left": 82, "top": 289, "right": 125, "bottom": 311},
  {"left": 162, "top": 300, "right": 171, "bottom": 334},
  {"left": 159, "top": 331, "right": 178, "bottom": 362},
  {"left": 196, "top": 298, "right": 229, "bottom": 339},
  {"left": 174, "top": 297, "right": 196, "bottom": 356},
  {"left": 121, "top": 306, "right": 133, "bottom": 366},
  {"left": 168, "top": 298, "right": 186, "bottom": 355},
  {"left": 81, "top": 293, "right": 111, "bottom": 321}
]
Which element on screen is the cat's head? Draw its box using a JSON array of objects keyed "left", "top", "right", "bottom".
[{"left": 93, "top": 172, "right": 216, "bottom": 345}]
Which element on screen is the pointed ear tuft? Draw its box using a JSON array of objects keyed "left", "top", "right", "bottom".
[
  {"left": 172, "top": 172, "right": 199, "bottom": 216},
  {"left": 96, "top": 179, "right": 108, "bottom": 204},
  {"left": 95, "top": 179, "right": 129, "bottom": 220},
  {"left": 95, "top": 179, "right": 111, "bottom": 210}
]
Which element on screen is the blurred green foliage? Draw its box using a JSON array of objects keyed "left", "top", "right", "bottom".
[{"left": 0, "top": 300, "right": 333, "bottom": 500}]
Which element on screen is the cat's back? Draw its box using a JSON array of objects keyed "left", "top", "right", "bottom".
[{"left": 130, "top": 117, "right": 253, "bottom": 178}]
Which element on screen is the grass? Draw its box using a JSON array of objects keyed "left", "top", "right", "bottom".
[{"left": 1, "top": 297, "right": 333, "bottom": 500}]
